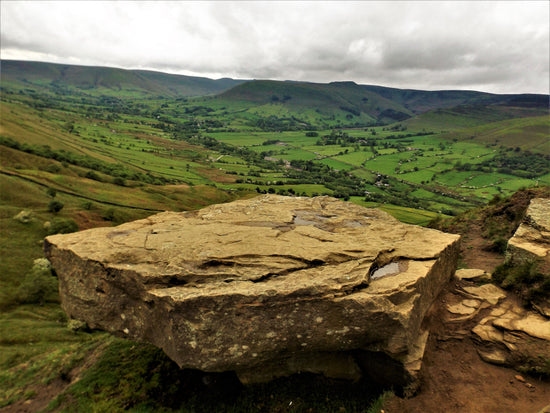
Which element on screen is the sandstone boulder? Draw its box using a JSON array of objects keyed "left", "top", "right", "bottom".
[{"left": 44, "top": 195, "right": 460, "bottom": 391}]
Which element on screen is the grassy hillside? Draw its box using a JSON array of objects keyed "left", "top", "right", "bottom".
[
  {"left": 1, "top": 60, "right": 245, "bottom": 97},
  {"left": 363, "top": 84, "right": 548, "bottom": 114},
  {"left": 219, "top": 80, "right": 412, "bottom": 124},
  {"left": 218, "top": 79, "right": 548, "bottom": 129},
  {"left": 404, "top": 105, "right": 549, "bottom": 132},
  {"left": 441, "top": 115, "right": 550, "bottom": 153}
]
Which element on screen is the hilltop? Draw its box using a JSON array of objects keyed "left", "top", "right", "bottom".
[
  {"left": 0, "top": 60, "right": 245, "bottom": 97},
  {"left": 218, "top": 79, "right": 548, "bottom": 125}
]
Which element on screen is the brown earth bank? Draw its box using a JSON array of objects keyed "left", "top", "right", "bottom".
[
  {"left": 383, "top": 281, "right": 550, "bottom": 413},
  {"left": 386, "top": 190, "right": 550, "bottom": 413}
]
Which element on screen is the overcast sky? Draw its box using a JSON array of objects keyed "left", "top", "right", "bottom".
[{"left": 1, "top": 1, "right": 549, "bottom": 94}]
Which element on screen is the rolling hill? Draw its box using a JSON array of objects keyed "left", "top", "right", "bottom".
[
  {"left": 219, "top": 79, "right": 548, "bottom": 124},
  {"left": 3, "top": 60, "right": 547, "bottom": 126},
  {"left": 217, "top": 80, "right": 413, "bottom": 124},
  {"left": 362, "top": 84, "right": 549, "bottom": 113},
  {"left": 0, "top": 60, "right": 246, "bottom": 97}
]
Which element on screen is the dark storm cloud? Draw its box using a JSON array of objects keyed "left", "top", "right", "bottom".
[{"left": 1, "top": 1, "right": 548, "bottom": 94}]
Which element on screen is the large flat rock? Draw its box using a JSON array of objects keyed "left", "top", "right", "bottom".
[{"left": 45, "top": 195, "right": 460, "bottom": 391}]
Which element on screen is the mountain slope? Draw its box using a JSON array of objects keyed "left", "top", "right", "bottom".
[
  {"left": 362, "top": 84, "right": 549, "bottom": 114},
  {"left": 1, "top": 60, "right": 547, "bottom": 127},
  {"left": 218, "top": 80, "right": 413, "bottom": 123},
  {"left": 219, "top": 79, "right": 549, "bottom": 124},
  {"left": 404, "top": 104, "right": 549, "bottom": 132},
  {"left": 0, "top": 60, "right": 245, "bottom": 97}
]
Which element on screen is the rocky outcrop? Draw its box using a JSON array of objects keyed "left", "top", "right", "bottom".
[
  {"left": 472, "top": 299, "right": 550, "bottom": 373},
  {"left": 44, "top": 195, "right": 460, "bottom": 392},
  {"left": 507, "top": 198, "right": 550, "bottom": 267},
  {"left": 445, "top": 268, "right": 550, "bottom": 376}
]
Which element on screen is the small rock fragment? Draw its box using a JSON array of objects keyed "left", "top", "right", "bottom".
[
  {"left": 477, "top": 349, "right": 508, "bottom": 365},
  {"left": 447, "top": 302, "right": 476, "bottom": 315},
  {"left": 13, "top": 210, "right": 33, "bottom": 223},
  {"left": 463, "top": 284, "right": 506, "bottom": 305},
  {"left": 462, "top": 299, "right": 480, "bottom": 308},
  {"left": 455, "top": 268, "right": 491, "bottom": 282},
  {"left": 515, "top": 374, "right": 525, "bottom": 382}
]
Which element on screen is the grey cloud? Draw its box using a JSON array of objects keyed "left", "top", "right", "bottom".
[{"left": 1, "top": 1, "right": 548, "bottom": 94}]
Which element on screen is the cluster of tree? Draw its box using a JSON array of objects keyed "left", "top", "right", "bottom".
[
  {"left": 285, "top": 160, "right": 365, "bottom": 199},
  {"left": 183, "top": 106, "right": 214, "bottom": 115},
  {"left": 315, "top": 130, "right": 374, "bottom": 146},
  {"left": 384, "top": 123, "right": 407, "bottom": 132},
  {"left": 453, "top": 150, "right": 549, "bottom": 179},
  {"left": 479, "top": 151, "right": 550, "bottom": 178},
  {"left": 249, "top": 115, "right": 312, "bottom": 132},
  {"left": 271, "top": 94, "right": 292, "bottom": 103},
  {"left": 262, "top": 139, "right": 282, "bottom": 146},
  {"left": 384, "top": 131, "right": 434, "bottom": 139}
]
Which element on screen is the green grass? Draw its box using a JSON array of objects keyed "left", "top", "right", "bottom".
[
  {"left": 350, "top": 197, "right": 445, "bottom": 226},
  {"left": 50, "top": 337, "right": 392, "bottom": 412},
  {"left": 398, "top": 170, "right": 435, "bottom": 184},
  {"left": 0, "top": 304, "right": 106, "bottom": 408},
  {"left": 434, "top": 171, "right": 474, "bottom": 186},
  {"left": 277, "top": 148, "right": 318, "bottom": 161},
  {"left": 317, "top": 158, "right": 355, "bottom": 171},
  {"left": 442, "top": 115, "right": 550, "bottom": 154}
]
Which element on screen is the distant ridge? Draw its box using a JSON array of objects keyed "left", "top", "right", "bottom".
[
  {"left": 361, "top": 84, "right": 549, "bottom": 113},
  {"left": 1, "top": 60, "right": 547, "bottom": 123},
  {"left": 0, "top": 60, "right": 246, "bottom": 97},
  {"left": 220, "top": 78, "right": 548, "bottom": 122}
]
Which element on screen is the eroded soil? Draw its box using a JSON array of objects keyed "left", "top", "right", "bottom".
[{"left": 383, "top": 281, "right": 550, "bottom": 413}]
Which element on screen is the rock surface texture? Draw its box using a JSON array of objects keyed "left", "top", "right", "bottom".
[
  {"left": 444, "top": 268, "right": 550, "bottom": 377},
  {"left": 471, "top": 294, "right": 550, "bottom": 374},
  {"left": 507, "top": 198, "right": 550, "bottom": 267},
  {"left": 44, "top": 195, "right": 460, "bottom": 392}
]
